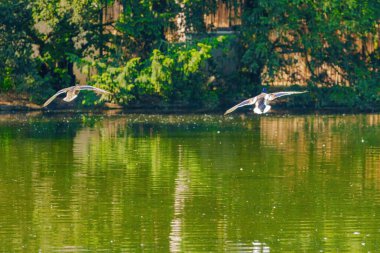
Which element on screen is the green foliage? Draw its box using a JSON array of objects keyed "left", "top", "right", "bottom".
[
  {"left": 149, "top": 49, "right": 174, "bottom": 93},
  {"left": 316, "top": 86, "right": 358, "bottom": 108},
  {"left": 0, "top": 68, "right": 13, "bottom": 91},
  {"left": 72, "top": 37, "right": 227, "bottom": 107},
  {"left": 0, "top": 0, "right": 38, "bottom": 91},
  {"left": 0, "top": 0, "right": 378, "bottom": 111},
  {"left": 354, "top": 78, "right": 380, "bottom": 110},
  {"left": 114, "top": 0, "right": 179, "bottom": 58},
  {"left": 240, "top": 0, "right": 379, "bottom": 87},
  {"left": 30, "top": 0, "right": 112, "bottom": 89}
]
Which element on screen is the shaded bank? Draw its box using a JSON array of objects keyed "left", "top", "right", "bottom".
[
  {"left": 0, "top": 93, "right": 41, "bottom": 111},
  {"left": 0, "top": 88, "right": 379, "bottom": 114}
]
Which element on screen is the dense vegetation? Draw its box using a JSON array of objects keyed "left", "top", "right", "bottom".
[{"left": 0, "top": 0, "right": 379, "bottom": 110}]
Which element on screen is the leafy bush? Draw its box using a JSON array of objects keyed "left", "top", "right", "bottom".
[{"left": 71, "top": 36, "right": 232, "bottom": 108}]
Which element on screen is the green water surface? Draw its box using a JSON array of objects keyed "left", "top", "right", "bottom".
[{"left": 0, "top": 112, "right": 379, "bottom": 252}]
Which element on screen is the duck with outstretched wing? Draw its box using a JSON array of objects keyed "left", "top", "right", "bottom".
[
  {"left": 43, "top": 85, "right": 111, "bottom": 107},
  {"left": 224, "top": 88, "right": 308, "bottom": 115}
]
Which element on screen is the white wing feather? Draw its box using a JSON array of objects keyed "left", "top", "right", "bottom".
[
  {"left": 77, "top": 85, "right": 111, "bottom": 94},
  {"left": 267, "top": 91, "right": 308, "bottom": 101},
  {"left": 224, "top": 96, "right": 258, "bottom": 115},
  {"left": 43, "top": 87, "right": 71, "bottom": 107}
]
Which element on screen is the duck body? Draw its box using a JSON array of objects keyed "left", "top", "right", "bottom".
[
  {"left": 253, "top": 93, "right": 271, "bottom": 114},
  {"left": 62, "top": 87, "right": 80, "bottom": 102}
]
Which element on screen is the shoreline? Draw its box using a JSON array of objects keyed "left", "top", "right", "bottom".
[
  {"left": 0, "top": 94, "right": 378, "bottom": 115},
  {"left": 1, "top": 105, "right": 378, "bottom": 116}
]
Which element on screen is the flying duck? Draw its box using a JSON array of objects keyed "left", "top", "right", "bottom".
[
  {"left": 43, "top": 85, "right": 111, "bottom": 107},
  {"left": 224, "top": 88, "right": 308, "bottom": 115}
]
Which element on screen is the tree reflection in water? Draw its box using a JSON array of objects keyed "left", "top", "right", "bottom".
[{"left": 0, "top": 113, "right": 379, "bottom": 252}]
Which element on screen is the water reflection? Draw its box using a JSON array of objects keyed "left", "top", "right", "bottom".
[{"left": 0, "top": 113, "right": 379, "bottom": 252}]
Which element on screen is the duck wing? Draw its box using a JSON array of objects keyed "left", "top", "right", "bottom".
[
  {"left": 267, "top": 91, "right": 308, "bottom": 101},
  {"left": 42, "top": 87, "right": 72, "bottom": 107},
  {"left": 77, "top": 85, "right": 111, "bottom": 94},
  {"left": 224, "top": 95, "right": 261, "bottom": 115}
]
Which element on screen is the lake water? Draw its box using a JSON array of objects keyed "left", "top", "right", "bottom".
[{"left": 0, "top": 112, "right": 379, "bottom": 252}]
